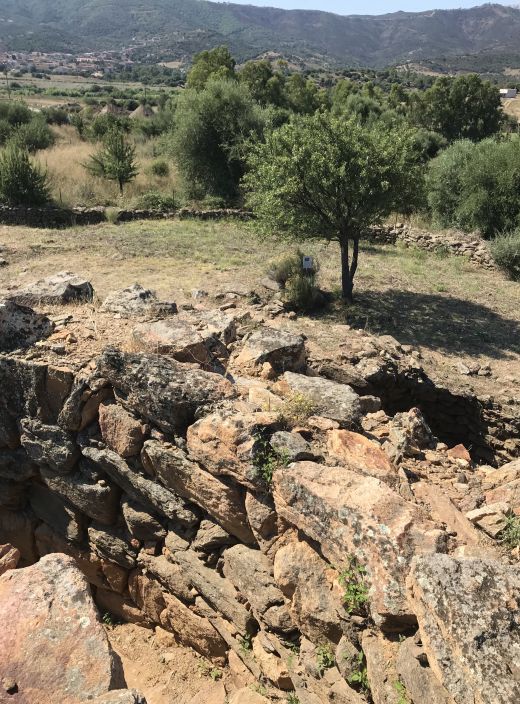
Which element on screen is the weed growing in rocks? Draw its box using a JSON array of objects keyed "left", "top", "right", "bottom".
[
  {"left": 253, "top": 434, "right": 290, "bottom": 485},
  {"left": 278, "top": 393, "right": 318, "bottom": 428},
  {"left": 394, "top": 679, "right": 409, "bottom": 704},
  {"left": 501, "top": 515, "right": 520, "bottom": 548},
  {"left": 286, "top": 695, "right": 300, "bottom": 704},
  {"left": 348, "top": 652, "right": 370, "bottom": 692},
  {"left": 239, "top": 633, "right": 253, "bottom": 654},
  {"left": 339, "top": 557, "right": 369, "bottom": 614},
  {"left": 316, "top": 643, "right": 335, "bottom": 675}
]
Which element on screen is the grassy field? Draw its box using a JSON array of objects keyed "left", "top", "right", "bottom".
[
  {"left": 35, "top": 126, "right": 177, "bottom": 208},
  {"left": 0, "top": 218, "right": 518, "bottom": 397}
]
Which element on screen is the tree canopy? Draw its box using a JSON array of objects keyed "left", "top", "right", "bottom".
[
  {"left": 186, "top": 46, "right": 236, "bottom": 91},
  {"left": 244, "top": 112, "right": 422, "bottom": 301}
]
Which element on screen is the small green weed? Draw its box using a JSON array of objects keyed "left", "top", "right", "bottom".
[
  {"left": 394, "top": 679, "right": 408, "bottom": 704},
  {"left": 104, "top": 206, "right": 120, "bottom": 224},
  {"left": 239, "top": 633, "right": 253, "bottom": 654},
  {"left": 251, "top": 683, "right": 269, "bottom": 696},
  {"left": 339, "top": 556, "right": 369, "bottom": 614},
  {"left": 348, "top": 652, "right": 370, "bottom": 692},
  {"left": 252, "top": 434, "right": 290, "bottom": 485},
  {"left": 286, "top": 695, "right": 300, "bottom": 704},
  {"left": 500, "top": 515, "right": 520, "bottom": 548},
  {"left": 102, "top": 611, "right": 118, "bottom": 627},
  {"left": 316, "top": 643, "right": 335, "bottom": 675},
  {"left": 198, "top": 661, "right": 223, "bottom": 681}
]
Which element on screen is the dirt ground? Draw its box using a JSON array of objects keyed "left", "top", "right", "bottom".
[{"left": 1, "top": 218, "right": 518, "bottom": 402}]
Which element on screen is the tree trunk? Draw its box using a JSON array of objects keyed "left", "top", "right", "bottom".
[
  {"left": 339, "top": 236, "right": 354, "bottom": 303},
  {"left": 118, "top": 179, "right": 124, "bottom": 195}
]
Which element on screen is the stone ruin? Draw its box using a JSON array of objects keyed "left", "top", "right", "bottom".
[{"left": 0, "top": 273, "right": 519, "bottom": 704}]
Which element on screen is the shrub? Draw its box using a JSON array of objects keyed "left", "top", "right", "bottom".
[
  {"left": 0, "top": 119, "right": 12, "bottom": 146},
  {"left": 136, "top": 190, "right": 176, "bottom": 211},
  {"left": 285, "top": 271, "right": 323, "bottom": 312},
  {"left": 267, "top": 250, "right": 303, "bottom": 287},
  {"left": 149, "top": 158, "right": 170, "bottom": 177},
  {"left": 500, "top": 514, "right": 520, "bottom": 547},
  {"left": 425, "top": 139, "right": 475, "bottom": 228},
  {"left": 12, "top": 117, "right": 55, "bottom": 152},
  {"left": 339, "top": 556, "right": 369, "bottom": 614},
  {"left": 277, "top": 393, "right": 317, "bottom": 427},
  {"left": 491, "top": 230, "right": 520, "bottom": 281},
  {"left": 42, "top": 106, "right": 69, "bottom": 125},
  {"left": 105, "top": 207, "right": 120, "bottom": 224},
  {"left": 316, "top": 643, "right": 335, "bottom": 675},
  {"left": 0, "top": 101, "right": 32, "bottom": 127},
  {"left": 348, "top": 652, "right": 370, "bottom": 692},
  {"left": 0, "top": 143, "right": 50, "bottom": 206}
]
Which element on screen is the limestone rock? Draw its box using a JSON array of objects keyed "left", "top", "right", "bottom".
[
  {"left": 327, "top": 429, "right": 398, "bottom": 486},
  {"left": 95, "top": 348, "right": 235, "bottom": 435},
  {"left": 141, "top": 439, "right": 254, "bottom": 544},
  {"left": 185, "top": 682, "right": 226, "bottom": 704},
  {"left": 407, "top": 554, "right": 520, "bottom": 704},
  {"left": 0, "top": 553, "right": 124, "bottom": 702},
  {"left": 96, "top": 588, "right": 150, "bottom": 627},
  {"left": 274, "top": 462, "right": 446, "bottom": 629},
  {"left": 20, "top": 417, "right": 79, "bottom": 473},
  {"left": 222, "top": 544, "right": 294, "bottom": 633},
  {"left": 0, "top": 299, "right": 53, "bottom": 352},
  {"left": 41, "top": 460, "right": 120, "bottom": 525},
  {"left": 99, "top": 402, "right": 148, "bottom": 458},
  {"left": 273, "top": 539, "right": 344, "bottom": 643},
  {"left": 190, "top": 308, "right": 237, "bottom": 346},
  {"left": 82, "top": 446, "right": 198, "bottom": 527},
  {"left": 232, "top": 326, "right": 306, "bottom": 374},
  {"left": 485, "top": 476, "right": 520, "bottom": 515},
  {"left": 7, "top": 271, "right": 94, "bottom": 306},
  {"left": 0, "top": 543, "right": 19, "bottom": 576},
  {"left": 160, "top": 593, "right": 227, "bottom": 664},
  {"left": 277, "top": 372, "right": 362, "bottom": 429},
  {"left": 101, "top": 283, "right": 176, "bottom": 318}
]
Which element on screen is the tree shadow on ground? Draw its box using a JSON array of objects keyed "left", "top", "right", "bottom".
[{"left": 330, "top": 289, "right": 520, "bottom": 360}]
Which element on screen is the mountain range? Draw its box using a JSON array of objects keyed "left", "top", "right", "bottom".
[{"left": 1, "top": 1, "right": 520, "bottom": 67}]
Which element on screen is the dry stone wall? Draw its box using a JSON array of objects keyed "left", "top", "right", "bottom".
[{"left": 1, "top": 282, "right": 520, "bottom": 703}]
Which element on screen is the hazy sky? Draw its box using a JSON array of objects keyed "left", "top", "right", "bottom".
[{"left": 215, "top": 1, "right": 500, "bottom": 14}]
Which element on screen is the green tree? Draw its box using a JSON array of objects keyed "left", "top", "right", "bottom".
[
  {"left": 187, "top": 46, "right": 236, "bottom": 91},
  {"left": 244, "top": 113, "right": 422, "bottom": 302},
  {"left": 239, "top": 60, "right": 286, "bottom": 107},
  {"left": 171, "top": 79, "right": 263, "bottom": 201},
  {"left": 0, "top": 142, "right": 49, "bottom": 206},
  {"left": 425, "top": 139, "right": 476, "bottom": 228},
  {"left": 411, "top": 74, "right": 503, "bottom": 142},
  {"left": 85, "top": 128, "right": 138, "bottom": 195}
]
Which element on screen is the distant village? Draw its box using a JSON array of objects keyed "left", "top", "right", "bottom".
[{"left": 0, "top": 50, "right": 135, "bottom": 79}]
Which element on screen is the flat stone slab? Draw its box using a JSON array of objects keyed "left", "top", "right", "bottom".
[
  {"left": 7, "top": 271, "right": 94, "bottom": 306},
  {"left": 101, "top": 283, "right": 177, "bottom": 318}
]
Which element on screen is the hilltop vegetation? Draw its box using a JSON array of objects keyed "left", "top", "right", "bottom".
[{"left": 2, "top": 1, "right": 520, "bottom": 68}]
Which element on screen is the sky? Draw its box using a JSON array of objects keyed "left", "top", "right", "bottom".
[{"left": 214, "top": 1, "right": 503, "bottom": 15}]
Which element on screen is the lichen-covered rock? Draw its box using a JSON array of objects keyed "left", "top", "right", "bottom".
[
  {"left": 82, "top": 446, "right": 198, "bottom": 527},
  {"left": 326, "top": 429, "right": 398, "bottom": 486},
  {"left": 101, "top": 283, "right": 176, "bottom": 318},
  {"left": 407, "top": 554, "right": 520, "bottom": 704},
  {"left": 270, "top": 430, "right": 315, "bottom": 462},
  {"left": 160, "top": 593, "right": 227, "bottom": 664},
  {"left": 0, "top": 553, "right": 125, "bottom": 702},
  {"left": 99, "top": 403, "right": 149, "bottom": 458},
  {"left": 29, "top": 483, "right": 87, "bottom": 543},
  {"left": 141, "top": 439, "right": 254, "bottom": 544},
  {"left": 273, "top": 539, "right": 345, "bottom": 643},
  {"left": 7, "top": 271, "right": 94, "bottom": 306},
  {"left": 186, "top": 409, "right": 278, "bottom": 490},
  {"left": 277, "top": 372, "right": 362, "bottom": 429},
  {"left": 274, "top": 462, "right": 446, "bottom": 629},
  {"left": 396, "top": 636, "right": 452, "bottom": 704},
  {"left": 20, "top": 417, "right": 79, "bottom": 473},
  {"left": 88, "top": 524, "right": 137, "bottom": 570},
  {"left": 95, "top": 348, "right": 235, "bottom": 435},
  {"left": 192, "top": 518, "right": 235, "bottom": 554},
  {"left": 122, "top": 498, "right": 166, "bottom": 542},
  {"left": 128, "top": 571, "right": 166, "bottom": 623},
  {"left": 244, "top": 491, "right": 278, "bottom": 552},
  {"left": 137, "top": 552, "right": 192, "bottom": 603},
  {"left": 222, "top": 544, "right": 294, "bottom": 633},
  {"left": 232, "top": 327, "right": 306, "bottom": 374},
  {"left": 0, "top": 299, "right": 53, "bottom": 352},
  {"left": 41, "top": 460, "right": 121, "bottom": 525}
]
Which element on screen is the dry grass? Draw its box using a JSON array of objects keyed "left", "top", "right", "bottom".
[{"left": 34, "top": 126, "right": 178, "bottom": 208}]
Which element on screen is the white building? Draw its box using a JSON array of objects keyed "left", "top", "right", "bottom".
[{"left": 500, "top": 88, "right": 517, "bottom": 99}]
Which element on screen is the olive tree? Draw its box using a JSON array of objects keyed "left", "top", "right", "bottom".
[
  {"left": 244, "top": 113, "right": 422, "bottom": 302},
  {"left": 85, "top": 128, "right": 138, "bottom": 195}
]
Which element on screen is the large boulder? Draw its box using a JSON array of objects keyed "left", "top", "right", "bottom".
[
  {"left": 7, "top": 271, "right": 94, "bottom": 306},
  {"left": 407, "top": 554, "right": 520, "bottom": 704},
  {"left": 131, "top": 318, "right": 218, "bottom": 367},
  {"left": 0, "top": 553, "right": 129, "bottom": 702},
  {"left": 95, "top": 348, "right": 235, "bottom": 435},
  {"left": 277, "top": 372, "right": 362, "bottom": 428},
  {"left": 326, "top": 430, "right": 398, "bottom": 486},
  {"left": 101, "top": 283, "right": 176, "bottom": 318},
  {"left": 20, "top": 418, "right": 79, "bottom": 473},
  {"left": 0, "top": 299, "right": 53, "bottom": 352},
  {"left": 273, "top": 462, "right": 446, "bottom": 629},
  {"left": 232, "top": 326, "right": 306, "bottom": 374}
]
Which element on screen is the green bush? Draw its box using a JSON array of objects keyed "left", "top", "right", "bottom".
[
  {"left": 149, "top": 159, "right": 170, "bottom": 177},
  {"left": 267, "top": 250, "right": 303, "bottom": 287},
  {"left": 0, "top": 119, "right": 12, "bottom": 146},
  {"left": 136, "top": 190, "right": 176, "bottom": 211},
  {"left": 42, "top": 106, "right": 69, "bottom": 125},
  {"left": 285, "top": 271, "right": 323, "bottom": 312},
  {"left": 0, "top": 143, "right": 50, "bottom": 206},
  {"left": 491, "top": 231, "right": 520, "bottom": 281},
  {"left": 425, "top": 139, "right": 475, "bottom": 228},
  {"left": 0, "top": 101, "right": 32, "bottom": 127},
  {"left": 12, "top": 117, "right": 55, "bottom": 152}
]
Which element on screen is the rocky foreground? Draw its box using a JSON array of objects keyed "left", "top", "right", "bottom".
[{"left": 0, "top": 273, "right": 519, "bottom": 704}]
